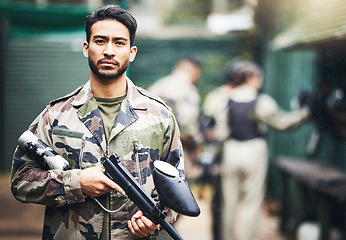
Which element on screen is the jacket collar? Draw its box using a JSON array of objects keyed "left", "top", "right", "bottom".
[{"left": 72, "top": 78, "right": 141, "bottom": 152}]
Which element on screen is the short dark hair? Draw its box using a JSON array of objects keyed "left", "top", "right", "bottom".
[
  {"left": 85, "top": 5, "right": 137, "bottom": 46},
  {"left": 224, "top": 60, "right": 263, "bottom": 86},
  {"left": 176, "top": 55, "right": 201, "bottom": 68}
]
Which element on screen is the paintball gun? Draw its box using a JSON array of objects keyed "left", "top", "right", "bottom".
[
  {"left": 17, "top": 130, "right": 200, "bottom": 240},
  {"left": 293, "top": 88, "right": 346, "bottom": 156}
]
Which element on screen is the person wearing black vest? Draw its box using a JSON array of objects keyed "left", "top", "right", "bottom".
[{"left": 213, "top": 61, "right": 308, "bottom": 240}]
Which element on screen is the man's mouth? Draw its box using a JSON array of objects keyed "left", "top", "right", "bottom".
[{"left": 99, "top": 59, "right": 118, "bottom": 67}]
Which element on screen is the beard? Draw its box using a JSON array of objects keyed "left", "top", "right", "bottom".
[{"left": 89, "top": 57, "right": 129, "bottom": 82}]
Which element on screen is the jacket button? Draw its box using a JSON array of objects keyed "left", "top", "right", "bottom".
[
  {"left": 94, "top": 208, "right": 101, "bottom": 214},
  {"left": 73, "top": 196, "right": 78, "bottom": 201}
]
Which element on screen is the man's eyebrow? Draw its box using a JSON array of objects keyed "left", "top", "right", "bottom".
[
  {"left": 93, "top": 35, "right": 128, "bottom": 41},
  {"left": 113, "top": 37, "right": 128, "bottom": 42},
  {"left": 93, "top": 34, "right": 108, "bottom": 40}
]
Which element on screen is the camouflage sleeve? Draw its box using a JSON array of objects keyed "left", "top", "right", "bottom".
[
  {"left": 161, "top": 113, "right": 185, "bottom": 178},
  {"left": 10, "top": 108, "right": 85, "bottom": 207}
]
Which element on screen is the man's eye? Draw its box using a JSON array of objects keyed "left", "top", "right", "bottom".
[
  {"left": 116, "top": 41, "right": 125, "bottom": 46},
  {"left": 95, "top": 39, "right": 105, "bottom": 44}
]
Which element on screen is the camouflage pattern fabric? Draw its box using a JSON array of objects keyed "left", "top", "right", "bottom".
[{"left": 11, "top": 78, "right": 184, "bottom": 240}]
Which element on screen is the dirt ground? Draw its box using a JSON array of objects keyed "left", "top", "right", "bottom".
[
  {"left": 0, "top": 174, "right": 45, "bottom": 240},
  {"left": 175, "top": 184, "right": 292, "bottom": 240},
  {"left": 0, "top": 174, "right": 291, "bottom": 240}
]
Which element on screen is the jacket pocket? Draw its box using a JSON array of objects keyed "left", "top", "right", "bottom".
[{"left": 51, "top": 127, "right": 85, "bottom": 169}]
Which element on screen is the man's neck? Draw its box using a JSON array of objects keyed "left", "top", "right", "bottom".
[{"left": 90, "top": 75, "right": 127, "bottom": 98}]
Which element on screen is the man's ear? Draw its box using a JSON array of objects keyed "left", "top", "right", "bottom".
[
  {"left": 83, "top": 41, "right": 89, "bottom": 58},
  {"left": 129, "top": 46, "right": 138, "bottom": 62}
]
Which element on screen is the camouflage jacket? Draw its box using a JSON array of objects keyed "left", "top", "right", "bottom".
[{"left": 11, "top": 78, "right": 184, "bottom": 240}]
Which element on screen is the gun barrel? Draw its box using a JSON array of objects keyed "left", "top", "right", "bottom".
[
  {"left": 160, "top": 219, "right": 184, "bottom": 240},
  {"left": 102, "top": 154, "right": 184, "bottom": 240},
  {"left": 102, "top": 154, "right": 157, "bottom": 218}
]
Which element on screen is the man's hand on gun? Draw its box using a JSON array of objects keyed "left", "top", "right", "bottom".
[
  {"left": 80, "top": 166, "right": 125, "bottom": 197},
  {"left": 80, "top": 166, "right": 158, "bottom": 238},
  {"left": 128, "top": 211, "right": 159, "bottom": 237}
]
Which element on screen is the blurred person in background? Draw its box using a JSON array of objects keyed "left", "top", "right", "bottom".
[
  {"left": 148, "top": 55, "right": 203, "bottom": 184},
  {"left": 10, "top": 5, "right": 184, "bottom": 240},
  {"left": 213, "top": 60, "right": 309, "bottom": 240},
  {"left": 200, "top": 63, "right": 234, "bottom": 240}
]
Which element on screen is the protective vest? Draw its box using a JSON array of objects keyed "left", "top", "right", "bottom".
[{"left": 227, "top": 98, "right": 263, "bottom": 141}]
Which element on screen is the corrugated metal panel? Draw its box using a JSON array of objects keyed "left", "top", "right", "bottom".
[
  {"left": 3, "top": 35, "right": 89, "bottom": 170},
  {"left": 0, "top": 2, "right": 89, "bottom": 31},
  {"left": 272, "top": 0, "right": 346, "bottom": 49}
]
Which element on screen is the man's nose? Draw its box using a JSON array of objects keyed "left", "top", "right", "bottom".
[{"left": 104, "top": 42, "right": 115, "bottom": 56}]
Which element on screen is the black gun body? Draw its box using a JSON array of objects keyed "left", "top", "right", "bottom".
[{"left": 102, "top": 154, "right": 184, "bottom": 240}]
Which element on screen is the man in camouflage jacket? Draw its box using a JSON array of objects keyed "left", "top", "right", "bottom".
[{"left": 11, "top": 5, "right": 183, "bottom": 240}]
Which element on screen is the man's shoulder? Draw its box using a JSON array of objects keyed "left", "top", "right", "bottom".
[
  {"left": 135, "top": 86, "right": 172, "bottom": 110},
  {"left": 49, "top": 85, "right": 84, "bottom": 106}
]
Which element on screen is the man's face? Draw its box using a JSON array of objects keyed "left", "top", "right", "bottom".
[{"left": 83, "top": 20, "right": 137, "bottom": 82}]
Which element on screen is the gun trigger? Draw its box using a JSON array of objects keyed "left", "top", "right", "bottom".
[{"left": 115, "top": 191, "right": 124, "bottom": 198}]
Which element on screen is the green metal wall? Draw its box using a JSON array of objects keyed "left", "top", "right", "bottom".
[
  {"left": 258, "top": 1, "right": 346, "bottom": 209},
  {"left": 258, "top": 0, "right": 346, "bottom": 171},
  {"left": 263, "top": 50, "right": 317, "bottom": 158},
  {"left": 261, "top": 49, "right": 319, "bottom": 197},
  {"left": 3, "top": 34, "right": 90, "bottom": 171}
]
